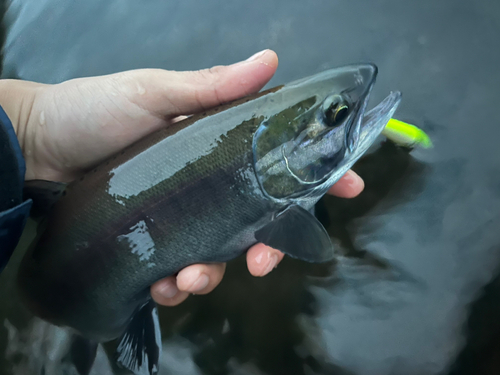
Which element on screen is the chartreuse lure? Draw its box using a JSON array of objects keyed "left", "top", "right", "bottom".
[{"left": 383, "top": 118, "right": 432, "bottom": 148}]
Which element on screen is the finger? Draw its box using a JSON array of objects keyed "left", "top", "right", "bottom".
[
  {"left": 126, "top": 49, "right": 278, "bottom": 117},
  {"left": 176, "top": 263, "right": 226, "bottom": 295},
  {"left": 246, "top": 243, "right": 285, "bottom": 277},
  {"left": 151, "top": 276, "right": 190, "bottom": 306},
  {"left": 327, "top": 170, "right": 364, "bottom": 198}
]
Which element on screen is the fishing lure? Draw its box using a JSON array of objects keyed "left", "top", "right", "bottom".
[{"left": 383, "top": 118, "right": 432, "bottom": 148}]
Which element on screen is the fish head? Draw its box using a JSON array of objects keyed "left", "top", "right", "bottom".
[{"left": 253, "top": 64, "right": 401, "bottom": 203}]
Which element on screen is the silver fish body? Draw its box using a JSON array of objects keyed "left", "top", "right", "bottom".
[{"left": 18, "top": 64, "right": 401, "bottom": 375}]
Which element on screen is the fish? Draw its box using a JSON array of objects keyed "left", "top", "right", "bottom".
[
  {"left": 382, "top": 118, "right": 432, "bottom": 148},
  {"left": 18, "top": 64, "right": 402, "bottom": 375}
]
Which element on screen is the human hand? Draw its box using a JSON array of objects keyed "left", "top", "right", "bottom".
[{"left": 0, "top": 49, "right": 364, "bottom": 306}]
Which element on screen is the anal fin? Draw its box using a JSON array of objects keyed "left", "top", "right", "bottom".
[
  {"left": 116, "top": 299, "right": 162, "bottom": 375},
  {"left": 255, "top": 204, "right": 334, "bottom": 263},
  {"left": 70, "top": 335, "right": 98, "bottom": 375}
]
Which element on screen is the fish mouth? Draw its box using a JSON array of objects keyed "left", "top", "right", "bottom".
[
  {"left": 343, "top": 63, "right": 401, "bottom": 159},
  {"left": 344, "top": 63, "right": 378, "bottom": 152},
  {"left": 344, "top": 89, "right": 402, "bottom": 165},
  {"left": 357, "top": 91, "right": 402, "bottom": 154},
  {"left": 316, "top": 89, "right": 402, "bottom": 195}
]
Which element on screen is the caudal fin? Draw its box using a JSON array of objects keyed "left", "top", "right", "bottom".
[{"left": 116, "top": 299, "right": 162, "bottom": 375}]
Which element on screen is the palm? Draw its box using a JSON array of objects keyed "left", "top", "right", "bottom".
[{"left": 29, "top": 73, "right": 187, "bottom": 181}]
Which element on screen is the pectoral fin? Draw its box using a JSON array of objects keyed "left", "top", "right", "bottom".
[
  {"left": 23, "top": 179, "right": 67, "bottom": 217},
  {"left": 255, "top": 204, "right": 334, "bottom": 262},
  {"left": 116, "top": 299, "right": 162, "bottom": 375}
]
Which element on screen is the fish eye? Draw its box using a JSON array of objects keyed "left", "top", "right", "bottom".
[{"left": 322, "top": 94, "right": 350, "bottom": 127}]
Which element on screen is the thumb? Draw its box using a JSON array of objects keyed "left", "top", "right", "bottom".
[{"left": 121, "top": 49, "right": 279, "bottom": 118}]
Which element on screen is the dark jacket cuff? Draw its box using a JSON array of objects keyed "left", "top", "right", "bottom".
[{"left": 0, "top": 104, "right": 31, "bottom": 271}]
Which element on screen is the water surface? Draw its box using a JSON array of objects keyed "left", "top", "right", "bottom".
[{"left": 1, "top": 0, "right": 500, "bottom": 374}]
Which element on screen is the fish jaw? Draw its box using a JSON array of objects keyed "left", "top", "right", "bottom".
[
  {"left": 357, "top": 91, "right": 403, "bottom": 151},
  {"left": 303, "top": 91, "right": 402, "bottom": 202},
  {"left": 344, "top": 64, "right": 378, "bottom": 152}
]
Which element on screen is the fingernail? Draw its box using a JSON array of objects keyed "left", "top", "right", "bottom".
[
  {"left": 246, "top": 49, "right": 268, "bottom": 62},
  {"left": 262, "top": 253, "right": 279, "bottom": 275},
  {"left": 188, "top": 274, "right": 210, "bottom": 292},
  {"left": 159, "top": 282, "right": 178, "bottom": 299},
  {"left": 344, "top": 170, "right": 363, "bottom": 188}
]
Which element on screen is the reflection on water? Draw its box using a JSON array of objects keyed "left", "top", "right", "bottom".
[
  {"left": 4, "top": 318, "right": 113, "bottom": 375},
  {"left": 449, "top": 272, "right": 500, "bottom": 375},
  {"left": 320, "top": 141, "right": 429, "bottom": 259}
]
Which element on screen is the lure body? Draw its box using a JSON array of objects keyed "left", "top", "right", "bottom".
[{"left": 383, "top": 118, "right": 432, "bottom": 148}]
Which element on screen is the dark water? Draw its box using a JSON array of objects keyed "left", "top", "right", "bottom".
[{"left": 1, "top": 0, "right": 500, "bottom": 374}]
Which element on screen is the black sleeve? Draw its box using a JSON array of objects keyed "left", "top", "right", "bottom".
[{"left": 0, "top": 105, "right": 32, "bottom": 272}]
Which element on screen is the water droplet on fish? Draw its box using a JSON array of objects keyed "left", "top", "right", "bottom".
[{"left": 117, "top": 220, "right": 156, "bottom": 262}]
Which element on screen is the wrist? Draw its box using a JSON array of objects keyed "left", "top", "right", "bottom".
[{"left": 0, "top": 79, "right": 43, "bottom": 150}]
